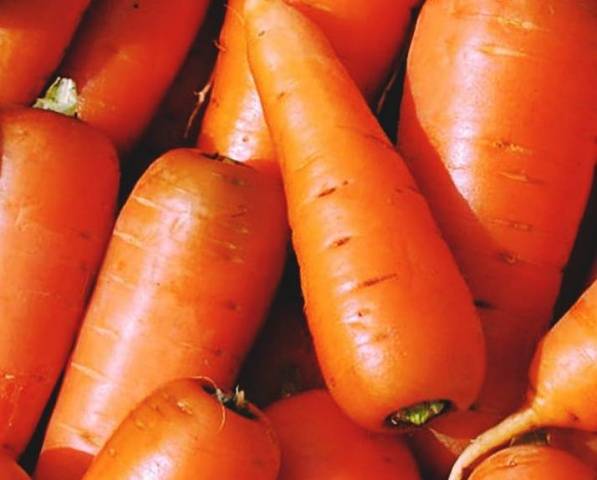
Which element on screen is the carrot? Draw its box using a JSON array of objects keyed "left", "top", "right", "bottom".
[
  {"left": 81, "top": 378, "right": 280, "bottom": 479},
  {"left": 548, "top": 429, "right": 597, "bottom": 471},
  {"left": 49, "top": 0, "right": 211, "bottom": 153},
  {"left": 37, "top": 149, "right": 287, "bottom": 479},
  {"left": 244, "top": 0, "right": 485, "bottom": 431},
  {"left": 0, "top": 452, "right": 29, "bottom": 480},
  {"left": 266, "top": 390, "right": 421, "bottom": 479},
  {"left": 0, "top": 107, "right": 119, "bottom": 457},
  {"left": 398, "top": 0, "right": 597, "bottom": 414},
  {"left": 468, "top": 445, "right": 595, "bottom": 480},
  {"left": 197, "top": 0, "right": 420, "bottom": 174},
  {"left": 449, "top": 281, "right": 597, "bottom": 480},
  {"left": 0, "top": 0, "right": 90, "bottom": 106},
  {"left": 408, "top": 410, "right": 502, "bottom": 480}
]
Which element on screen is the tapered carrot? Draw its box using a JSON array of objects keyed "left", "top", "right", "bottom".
[
  {"left": 398, "top": 0, "right": 597, "bottom": 413},
  {"left": 0, "top": 107, "right": 119, "bottom": 457},
  {"left": 450, "top": 282, "right": 597, "bottom": 480},
  {"left": 50, "top": 0, "right": 211, "bottom": 153},
  {"left": 37, "top": 149, "right": 287, "bottom": 479},
  {"left": 267, "top": 390, "right": 421, "bottom": 479},
  {"left": 0, "top": 0, "right": 90, "bottom": 106},
  {"left": 468, "top": 445, "right": 595, "bottom": 480},
  {"left": 197, "top": 0, "right": 420, "bottom": 174},
  {"left": 81, "top": 379, "right": 280, "bottom": 480},
  {"left": 245, "top": 0, "right": 485, "bottom": 431},
  {"left": 0, "top": 452, "right": 29, "bottom": 480}
]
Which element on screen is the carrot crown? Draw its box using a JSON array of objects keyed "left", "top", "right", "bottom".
[{"left": 33, "top": 77, "right": 79, "bottom": 117}]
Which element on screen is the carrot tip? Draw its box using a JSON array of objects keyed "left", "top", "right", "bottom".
[
  {"left": 205, "top": 384, "right": 257, "bottom": 420},
  {"left": 386, "top": 400, "right": 450, "bottom": 428},
  {"left": 33, "top": 77, "right": 79, "bottom": 117}
]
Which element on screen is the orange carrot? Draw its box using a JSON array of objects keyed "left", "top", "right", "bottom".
[
  {"left": 0, "top": 452, "right": 29, "bottom": 480},
  {"left": 37, "top": 149, "right": 287, "bottom": 479},
  {"left": 468, "top": 445, "right": 595, "bottom": 480},
  {"left": 244, "top": 0, "right": 485, "bottom": 431},
  {"left": 398, "top": 0, "right": 597, "bottom": 414},
  {"left": 449, "top": 281, "right": 597, "bottom": 480},
  {"left": 266, "top": 390, "right": 421, "bottom": 479},
  {"left": 0, "top": 1, "right": 90, "bottom": 106},
  {"left": 408, "top": 410, "right": 502, "bottom": 480},
  {"left": 0, "top": 107, "right": 119, "bottom": 457},
  {"left": 81, "top": 379, "right": 280, "bottom": 480},
  {"left": 52, "top": 0, "right": 211, "bottom": 153},
  {"left": 548, "top": 429, "right": 597, "bottom": 471},
  {"left": 197, "top": 0, "right": 420, "bottom": 174}
]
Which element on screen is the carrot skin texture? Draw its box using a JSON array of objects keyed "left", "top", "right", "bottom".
[
  {"left": 197, "top": 0, "right": 420, "bottom": 173},
  {"left": 38, "top": 149, "right": 287, "bottom": 477},
  {"left": 398, "top": 0, "right": 597, "bottom": 414},
  {"left": 468, "top": 445, "right": 595, "bottom": 480},
  {"left": 0, "top": 452, "right": 29, "bottom": 480},
  {"left": 267, "top": 390, "right": 421, "bottom": 479},
  {"left": 0, "top": 0, "right": 90, "bottom": 106},
  {"left": 449, "top": 282, "right": 597, "bottom": 479},
  {"left": 548, "top": 429, "right": 597, "bottom": 471},
  {"left": 57, "top": 0, "right": 211, "bottom": 153},
  {"left": 245, "top": 0, "right": 485, "bottom": 430},
  {"left": 0, "top": 108, "right": 119, "bottom": 457},
  {"left": 81, "top": 379, "right": 280, "bottom": 479}
]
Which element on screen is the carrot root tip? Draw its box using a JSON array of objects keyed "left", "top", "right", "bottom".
[
  {"left": 386, "top": 400, "right": 450, "bottom": 428},
  {"left": 33, "top": 77, "right": 79, "bottom": 117}
]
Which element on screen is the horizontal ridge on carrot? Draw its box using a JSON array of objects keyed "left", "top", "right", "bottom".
[
  {"left": 244, "top": 0, "right": 485, "bottom": 431},
  {"left": 37, "top": 149, "right": 288, "bottom": 478},
  {"left": 398, "top": 0, "right": 597, "bottom": 414},
  {"left": 450, "top": 281, "right": 597, "bottom": 480},
  {"left": 0, "top": 0, "right": 90, "bottom": 106},
  {"left": 81, "top": 379, "right": 280, "bottom": 480},
  {"left": 0, "top": 107, "right": 119, "bottom": 457}
]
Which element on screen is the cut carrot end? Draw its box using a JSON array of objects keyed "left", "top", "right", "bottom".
[
  {"left": 202, "top": 383, "right": 257, "bottom": 420},
  {"left": 386, "top": 400, "right": 450, "bottom": 429},
  {"left": 33, "top": 77, "right": 79, "bottom": 117}
]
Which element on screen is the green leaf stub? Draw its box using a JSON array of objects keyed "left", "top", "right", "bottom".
[{"left": 33, "top": 77, "right": 79, "bottom": 117}]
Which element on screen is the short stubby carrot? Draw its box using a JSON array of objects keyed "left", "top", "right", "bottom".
[
  {"left": 450, "top": 281, "right": 597, "bottom": 480},
  {"left": 468, "top": 445, "right": 595, "bottom": 480},
  {"left": 197, "top": 0, "right": 420, "bottom": 174},
  {"left": 0, "top": 107, "right": 119, "bottom": 457},
  {"left": 267, "top": 390, "right": 421, "bottom": 479},
  {"left": 245, "top": 0, "right": 485, "bottom": 431},
  {"left": 81, "top": 379, "right": 280, "bottom": 480},
  {"left": 54, "top": 0, "right": 211, "bottom": 153},
  {"left": 0, "top": 0, "right": 90, "bottom": 106},
  {"left": 37, "top": 149, "right": 287, "bottom": 478},
  {"left": 398, "top": 0, "right": 597, "bottom": 414},
  {"left": 0, "top": 452, "right": 30, "bottom": 480}
]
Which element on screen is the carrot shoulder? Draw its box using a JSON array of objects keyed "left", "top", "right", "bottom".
[
  {"left": 245, "top": 0, "right": 485, "bottom": 431},
  {"left": 55, "top": 0, "right": 211, "bottom": 153},
  {"left": 37, "top": 150, "right": 287, "bottom": 479},
  {"left": 0, "top": 0, "right": 90, "bottom": 106},
  {"left": 0, "top": 108, "right": 119, "bottom": 457}
]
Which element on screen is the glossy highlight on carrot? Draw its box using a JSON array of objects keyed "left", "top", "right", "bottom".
[
  {"left": 0, "top": 107, "right": 119, "bottom": 457},
  {"left": 450, "top": 282, "right": 597, "bottom": 480},
  {"left": 55, "top": 0, "right": 211, "bottom": 152},
  {"left": 398, "top": 0, "right": 597, "bottom": 414},
  {"left": 0, "top": 0, "right": 90, "bottom": 106},
  {"left": 37, "top": 149, "right": 287, "bottom": 478},
  {"left": 245, "top": 0, "right": 485, "bottom": 431},
  {"left": 82, "top": 379, "right": 280, "bottom": 480}
]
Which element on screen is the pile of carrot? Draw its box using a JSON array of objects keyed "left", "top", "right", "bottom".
[{"left": 0, "top": 0, "right": 594, "bottom": 478}]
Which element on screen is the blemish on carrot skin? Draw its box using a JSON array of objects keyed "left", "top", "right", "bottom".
[
  {"left": 489, "top": 217, "right": 534, "bottom": 232},
  {"left": 257, "top": 30, "right": 266, "bottom": 37},
  {"left": 329, "top": 236, "right": 351, "bottom": 248},
  {"left": 355, "top": 273, "right": 398, "bottom": 291},
  {"left": 474, "top": 299, "right": 494, "bottom": 310},
  {"left": 134, "top": 418, "right": 147, "bottom": 430},
  {"left": 176, "top": 400, "right": 194, "bottom": 415},
  {"left": 317, "top": 186, "right": 337, "bottom": 198},
  {"left": 498, "top": 170, "right": 543, "bottom": 185},
  {"left": 477, "top": 44, "right": 530, "bottom": 59},
  {"left": 498, "top": 251, "right": 519, "bottom": 265}
]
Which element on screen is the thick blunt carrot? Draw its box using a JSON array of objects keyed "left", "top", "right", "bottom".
[
  {"left": 245, "top": 0, "right": 485, "bottom": 431},
  {"left": 450, "top": 282, "right": 597, "bottom": 480},
  {"left": 267, "top": 390, "right": 421, "bottom": 479},
  {"left": 197, "top": 0, "right": 420, "bottom": 174},
  {"left": 468, "top": 445, "right": 595, "bottom": 480},
  {"left": 37, "top": 149, "right": 287, "bottom": 479},
  {"left": 0, "top": 108, "right": 119, "bottom": 457},
  {"left": 53, "top": 0, "right": 211, "bottom": 153},
  {"left": 81, "top": 379, "right": 280, "bottom": 480},
  {"left": 0, "top": 452, "right": 29, "bottom": 480},
  {"left": 0, "top": 0, "right": 90, "bottom": 106},
  {"left": 398, "top": 0, "right": 597, "bottom": 414}
]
